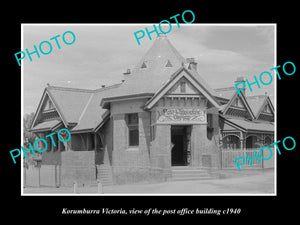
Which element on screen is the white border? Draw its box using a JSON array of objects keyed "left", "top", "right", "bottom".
[{"left": 21, "top": 23, "right": 277, "bottom": 196}]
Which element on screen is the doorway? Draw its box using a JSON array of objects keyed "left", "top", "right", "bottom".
[{"left": 171, "top": 126, "right": 191, "bottom": 166}]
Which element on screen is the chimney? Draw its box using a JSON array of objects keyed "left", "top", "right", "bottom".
[
  {"left": 235, "top": 76, "right": 246, "bottom": 96},
  {"left": 123, "top": 68, "right": 131, "bottom": 75},
  {"left": 186, "top": 57, "right": 197, "bottom": 71}
]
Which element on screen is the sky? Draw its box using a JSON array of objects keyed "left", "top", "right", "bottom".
[{"left": 22, "top": 24, "right": 275, "bottom": 115}]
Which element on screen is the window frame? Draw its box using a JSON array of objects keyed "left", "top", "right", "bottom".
[{"left": 126, "top": 113, "right": 139, "bottom": 147}]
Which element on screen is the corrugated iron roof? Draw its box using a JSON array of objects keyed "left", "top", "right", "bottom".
[
  {"left": 225, "top": 118, "right": 274, "bottom": 132},
  {"left": 32, "top": 84, "right": 121, "bottom": 132},
  {"left": 31, "top": 119, "right": 61, "bottom": 131}
]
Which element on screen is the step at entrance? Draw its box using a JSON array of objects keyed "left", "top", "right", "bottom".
[
  {"left": 171, "top": 166, "right": 212, "bottom": 181},
  {"left": 96, "top": 164, "right": 113, "bottom": 186}
]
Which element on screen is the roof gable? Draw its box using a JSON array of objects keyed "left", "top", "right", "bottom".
[
  {"left": 254, "top": 96, "right": 274, "bottom": 122},
  {"left": 31, "top": 89, "right": 68, "bottom": 130},
  {"left": 246, "top": 95, "right": 274, "bottom": 120},
  {"left": 167, "top": 77, "right": 200, "bottom": 95},
  {"left": 144, "top": 67, "right": 220, "bottom": 109},
  {"left": 222, "top": 91, "right": 255, "bottom": 120},
  {"left": 31, "top": 84, "right": 121, "bottom": 133}
]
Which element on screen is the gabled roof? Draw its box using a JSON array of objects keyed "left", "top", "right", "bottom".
[
  {"left": 31, "top": 84, "right": 121, "bottom": 133},
  {"left": 221, "top": 90, "right": 256, "bottom": 120},
  {"left": 71, "top": 84, "right": 121, "bottom": 132},
  {"left": 47, "top": 86, "right": 94, "bottom": 124},
  {"left": 144, "top": 66, "right": 220, "bottom": 109},
  {"left": 102, "top": 35, "right": 219, "bottom": 107},
  {"left": 246, "top": 95, "right": 274, "bottom": 119},
  {"left": 102, "top": 36, "right": 186, "bottom": 101}
]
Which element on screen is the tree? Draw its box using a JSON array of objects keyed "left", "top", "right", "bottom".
[{"left": 23, "top": 112, "right": 37, "bottom": 148}]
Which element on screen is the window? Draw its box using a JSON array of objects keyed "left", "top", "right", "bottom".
[
  {"left": 180, "top": 82, "right": 186, "bottom": 93},
  {"left": 126, "top": 113, "right": 139, "bottom": 146}
]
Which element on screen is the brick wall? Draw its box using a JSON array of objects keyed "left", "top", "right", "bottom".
[
  {"left": 111, "top": 99, "right": 152, "bottom": 184},
  {"left": 41, "top": 151, "right": 61, "bottom": 165},
  {"left": 149, "top": 124, "right": 172, "bottom": 180}
]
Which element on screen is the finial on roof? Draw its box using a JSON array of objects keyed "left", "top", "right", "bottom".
[
  {"left": 235, "top": 76, "right": 245, "bottom": 83},
  {"left": 157, "top": 32, "right": 167, "bottom": 39}
]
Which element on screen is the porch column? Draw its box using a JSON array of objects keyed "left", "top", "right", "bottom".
[
  {"left": 240, "top": 139, "right": 244, "bottom": 150},
  {"left": 240, "top": 131, "right": 244, "bottom": 150}
]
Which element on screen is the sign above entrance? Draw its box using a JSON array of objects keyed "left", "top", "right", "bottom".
[{"left": 157, "top": 108, "right": 206, "bottom": 124}]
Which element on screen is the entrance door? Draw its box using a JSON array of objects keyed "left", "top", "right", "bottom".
[{"left": 171, "top": 126, "right": 191, "bottom": 166}]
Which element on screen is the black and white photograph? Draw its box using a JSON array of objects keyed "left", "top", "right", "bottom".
[
  {"left": 4, "top": 5, "right": 298, "bottom": 220},
  {"left": 21, "top": 24, "right": 276, "bottom": 195}
]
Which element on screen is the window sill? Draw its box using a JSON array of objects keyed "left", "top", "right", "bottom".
[{"left": 126, "top": 147, "right": 139, "bottom": 151}]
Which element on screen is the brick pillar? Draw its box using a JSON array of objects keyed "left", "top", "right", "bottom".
[
  {"left": 150, "top": 124, "right": 171, "bottom": 180},
  {"left": 138, "top": 112, "right": 151, "bottom": 166},
  {"left": 191, "top": 124, "right": 206, "bottom": 167},
  {"left": 112, "top": 114, "right": 126, "bottom": 166}
]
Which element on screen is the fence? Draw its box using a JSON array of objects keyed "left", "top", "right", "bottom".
[
  {"left": 221, "top": 147, "right": 274, "bottom": 169},
  {"left": 23, "top": 164, "right": 60, "bottom": 187}
]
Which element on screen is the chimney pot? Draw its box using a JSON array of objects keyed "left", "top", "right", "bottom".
[
  {"left": 186, "top": 57, "right": 197, "bottom": 71},
  {"left": 235, "top": 76, "right": 246, "bottom": 96},
  {"left": 235, "top": 76, "right": 245, "bottom": 83},
  {"left": 123, "top": 69, "right": 131, "bottom": 75}
]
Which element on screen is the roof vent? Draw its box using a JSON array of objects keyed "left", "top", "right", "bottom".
[
  {"left": 165, "top": 60, "right": 173, "bottom": 67},
  {"left": 141, "top": 61, "right": 147, "bottom": 69}
]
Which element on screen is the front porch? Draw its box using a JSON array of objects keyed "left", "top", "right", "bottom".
[{"left": 219, "top": 117, "right": 275, "bottom": 170}]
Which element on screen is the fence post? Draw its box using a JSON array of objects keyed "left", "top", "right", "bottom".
[
  {"left": 261, "top": 147, "right": 264, "bottom": 169},
  {"left": 38, "top": 166, "right": 41, "bottom": 187},
  {"left": 73, "top": 182, "right": 78, "bottom": 194},
  {"left": 98, "top": 180, "right": 103, "bottom": 194}
]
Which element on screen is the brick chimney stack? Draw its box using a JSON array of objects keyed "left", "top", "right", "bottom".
[
  {"left": 235, "top": 76, "right": 246, "bottom": 96},
  {"left": 186, "top": 57, "right": 197, "bottom": 71}
]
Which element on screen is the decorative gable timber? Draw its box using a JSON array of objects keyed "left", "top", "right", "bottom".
[
  {"left": 257, "top": 97, "right": 274, "bottom": 122},
  {"left": 167, "top": 77, "right": 200, "bottom": 95},
  {"left": 31, "top": 88, "right": 69, "bottom": 130},
  {"left": 222, "top": 91, "right": 255, "bottom": 120},
  {"left": 144, "top": 66, "right": 220, "bottom": 110}
]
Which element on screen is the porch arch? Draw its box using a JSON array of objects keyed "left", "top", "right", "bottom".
[
  {"left": 222, "top": 134, "right": 241, "bottom": 149},
  {"left": 264, "top": 135, "right": 273, "bottom": 146},
  {"left": 245, "top": 134, "right": 262, "bottom": 148}
]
